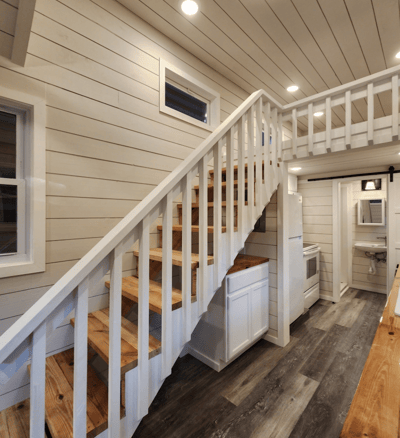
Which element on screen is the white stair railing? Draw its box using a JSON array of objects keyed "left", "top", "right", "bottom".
[{"left": 0, "top": 89, "right": 282, "bottom": 437}]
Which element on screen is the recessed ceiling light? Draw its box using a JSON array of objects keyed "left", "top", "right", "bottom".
[
  {"left": 290, "top": 167, "right": 302, "bottom": 171},
  {"left": 287, "top": 85, "right": 299, "bottom": 92},
  {"left": 314, "top": 111, "right": 324, "bottom": 117},
  {"left": 396, "top": 52, "right": 400, "bottom": 59},
  {"left": 181, "top": 0, "right": 198, "bottom": 15}
]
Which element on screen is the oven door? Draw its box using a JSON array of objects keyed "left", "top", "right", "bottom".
[{"left": 303, "top": 248, "right": 320, "bottom": 292}]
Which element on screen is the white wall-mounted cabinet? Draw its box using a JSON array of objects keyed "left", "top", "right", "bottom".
[{"left": 189, "top": 260, "right": 269, "bottom": 372}]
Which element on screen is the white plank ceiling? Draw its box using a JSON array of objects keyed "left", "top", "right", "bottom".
[{"left": 118, "top": 0, "right": 400, "bottom": 134}]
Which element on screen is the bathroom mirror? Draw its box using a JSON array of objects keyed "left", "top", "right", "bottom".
[{"left": 358, "top": 199, "right": 385, "bottom": 226}]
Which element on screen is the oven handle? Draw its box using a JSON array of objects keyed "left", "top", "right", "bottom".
[{"left": 303, "top": 247, "right": 321, "bottom": 257}]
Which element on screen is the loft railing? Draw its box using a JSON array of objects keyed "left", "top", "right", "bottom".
[
  {"left": 0, "top": 88, "right": 282, "bottom": 437},
  {"left": 281, "top": 65, "right": 400, "bottom": 160}
]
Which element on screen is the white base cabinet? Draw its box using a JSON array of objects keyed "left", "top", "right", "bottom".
[{"left": 189, "top": 261, "right": 269, "bottom": 372}]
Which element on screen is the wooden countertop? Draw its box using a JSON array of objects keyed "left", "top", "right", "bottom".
[
  {"left": 340, "top": 269, "right": 400, "bottom": 438},
  {"left": 226, "top": 254, "right": 269, "bottom": 275}
]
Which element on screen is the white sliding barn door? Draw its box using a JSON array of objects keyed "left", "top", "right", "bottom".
[{"left": 388, "top": 174, "right": 400, "bottom": 291}]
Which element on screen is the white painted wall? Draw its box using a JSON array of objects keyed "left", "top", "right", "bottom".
[
  {"left": 0, "top": 0, "right": 249, "bottom": 409},
  {"left": 0, "top": 0, "right": 18, "bottom": 60}
]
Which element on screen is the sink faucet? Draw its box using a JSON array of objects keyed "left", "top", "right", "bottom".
[{"left": 377, "top": 236, "right": 387, "bottom": 246}]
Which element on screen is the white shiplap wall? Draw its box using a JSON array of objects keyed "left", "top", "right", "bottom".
[
  {"left": 244, "top": 191, "right": 278, "bottom": 339},
  {"left": 0, "top": 0, "right": 249, "bottom": 409},
  {"left": 0, "top": 0, "right": 18, "bottom": 60},
  {"left": 351, "top": 179, "right": 387, "bottom": 293},
  {"left": 298, "top": 179, "right": 333, "bottom": 300}
]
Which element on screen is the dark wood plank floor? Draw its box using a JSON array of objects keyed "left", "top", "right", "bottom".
[{"left": 132, "top": 289, "right": 386, "bottom": 438}]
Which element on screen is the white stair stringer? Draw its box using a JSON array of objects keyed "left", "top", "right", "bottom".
[{"left": 104, "top": 182, "right": 279, "bottom": 438}]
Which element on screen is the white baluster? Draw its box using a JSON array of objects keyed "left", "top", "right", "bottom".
[
  {"left": 326, "top": 97, "right": 332, "bottom": 153},
  {"left": 182, "top": 173, "right": 192, "bottom": 343},
  {"left": 277, "top": 111, "right": 283, "bottom": 163},
  {"left": 213, "top": 140, "right": 223, "bottom": 290},
  {"left": 137, "top": 217, "right": 150, "bottom": 418},
  {"left": 345, "top": 90, "right": 352, "bottom": 149},
  {"left": 291, "top": 108, "right": 297, "bottom": 158},
  {"left": 161, "top": 193, "right": 172, "bottom": 379},
  {"left": 271, "top": 107, "right": 278, "bottom": 186},
  {"left": 308, "top": 103, "right": 314, "bottom": 156},
  {"left": 255, "top": 99, "right": 263, "bottom": 211},
  {"left": 392, "top": 75, "right": 399, "bottom": 141},
  {"left": 199, "top": 156, "right": 208, "bottom": 315},
  {"left": 30, "top": 321, "right": 46, "bottom": 438},
  {"left": 108, "top": 245, "right": 123, "bottom": 437},
  {"left": 226, "top": 129, "right": 234, "bottom": 267},
  {"left": 237, "top": 116, "right": 246, "bottom": 245},
  {"left": 367, "top": 83, "right": 374, "bottom": 145},
  {"left": 73, "top": 278, "right": 89, "bottom": 438},
  {"left": 264, "top": 102, "right": 272, "bottom": 191},
  {"left": 247, "top": 107, "right": 255, "bottom": 225}
]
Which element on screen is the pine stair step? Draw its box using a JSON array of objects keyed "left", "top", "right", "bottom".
[
  {"left": 0, "top": 399, "right": 51, "bottom": 438},
  {"left": 133, "top": 248, "right": 214, "bottom": 269},
  {"left": 71, "top": 309, "right": 161, "bottom": 375},
  {"left": 193, "top": 179, "right": 264, "bottom": 191},
  {"left": 157, "top": 225, "right": 237, "bottom": 233},
  {"left": 105, "top": 276, "right": 195, "bottom": 315},
  {"left": 42, "top": 348, "right": 121, "bottom": 438},
  {"left": 209, "top": 161, "right": 265, "bottom": 177},
  {"left": 177, "top": 200, "right": 244, "bottom": 210}
]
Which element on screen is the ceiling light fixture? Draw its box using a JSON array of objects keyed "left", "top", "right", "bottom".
[
  {"left": 314, "top": 111, "right": 324, "bottom": 117},
  {"left": 287, "top": 85, "right": 299, "bottom": 92},
  {"left": 396, "top": 51, "right": 400, "bottom": 59},
  {"left": 181, "top": 0, "right": 198, "bottom": 15},
  {"left": 290, "top": 167, "right": 302, "bottom": 171}
]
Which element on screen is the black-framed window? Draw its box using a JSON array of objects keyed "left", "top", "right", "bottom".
[{"left": 165, "top": 82, "right": 208, "bottom": 123}]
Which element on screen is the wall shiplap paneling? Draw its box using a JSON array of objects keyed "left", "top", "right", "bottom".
[
  {"left": 0, "top": 0, "right": 249, "bottom": 409},
  {"left": 351, "top": 180, "right": 387, "bottom": 292},
  {"left": 298, "top": 180, "right": 333, "bottom": 297},
  {"left": 244, "top": 192, "right": 278, "bottom": 333},
  {"left": 0, "top": 30, "right": 13, "bottom": 59},
  {"left": 0, "top": 1, "right": 17, "bottom": 35}
]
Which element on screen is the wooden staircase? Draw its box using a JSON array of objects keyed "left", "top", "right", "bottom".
[{"left": 0, "top": 162, "right": 266, "bottom": 438}]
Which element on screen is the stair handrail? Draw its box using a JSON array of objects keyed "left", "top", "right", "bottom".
[{"left": 0, "top": 89, "right": 281, "bottom": 364}]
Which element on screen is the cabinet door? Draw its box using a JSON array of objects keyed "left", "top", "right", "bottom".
[
  {"left": 227, "top": 287, "right": 251, "bottom": 361},
  {"left": 251, "top": 279, "right": 269, "bottom": 340}
]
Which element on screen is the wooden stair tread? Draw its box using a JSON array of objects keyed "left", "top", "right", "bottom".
[
  {"left": 71, "top": 309, "right": 161, "bottom": 374},
  {"left": 193, "top": 179, "right": 264, "bottom": 190},
  {"left": 43, "top": 348, "right": 120, "bottom": 438},
  {"left": 105, "top": 276, "right": 195, "bottom": 314},
  {"left": 157, "top": 225, "right": 238, "bottom": 233},
  {"left": 133, "top": 248, "right": 214, "bottom": 269},
  {"left": 209, "top": 161, "right": 265, "bottom": 175},
  {"left": 0, "top": 399, "right": 46, "bottom": 438},
  {"left": 177, "top": 201, "right": 244, "bottom": 209}
]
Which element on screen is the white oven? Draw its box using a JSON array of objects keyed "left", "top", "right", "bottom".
[{"left": 303, "top": 243, "right": 320, "bottom": 308}]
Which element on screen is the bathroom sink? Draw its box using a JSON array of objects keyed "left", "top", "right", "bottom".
[{"left": 354, "top": 242, "right": 387, "bottom": 253}]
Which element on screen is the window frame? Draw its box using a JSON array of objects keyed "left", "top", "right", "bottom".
[
  {"left": 0, "top": 86, "right": 46, "bottom": 278},
  {"left": 159, "top": 59, "right": 220, "bottom": 132}
]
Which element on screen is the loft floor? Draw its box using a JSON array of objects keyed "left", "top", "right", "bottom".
[{"left": 133, "top": 288, "right": 386, "bottom": 438}]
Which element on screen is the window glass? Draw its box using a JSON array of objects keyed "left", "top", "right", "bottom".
[
  {"left": 165, "top": 82, "right": 208, "bottom": 123},
  {"left": 0, "top": 110, "right": 16, "bottom": 179},
  {"left": 0, "top": 184, "right": 17, "bottom": 255}
]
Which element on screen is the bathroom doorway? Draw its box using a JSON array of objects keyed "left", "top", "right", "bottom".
[{"left": 333, "top": 174, "right": 389, "bottom": 301}]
